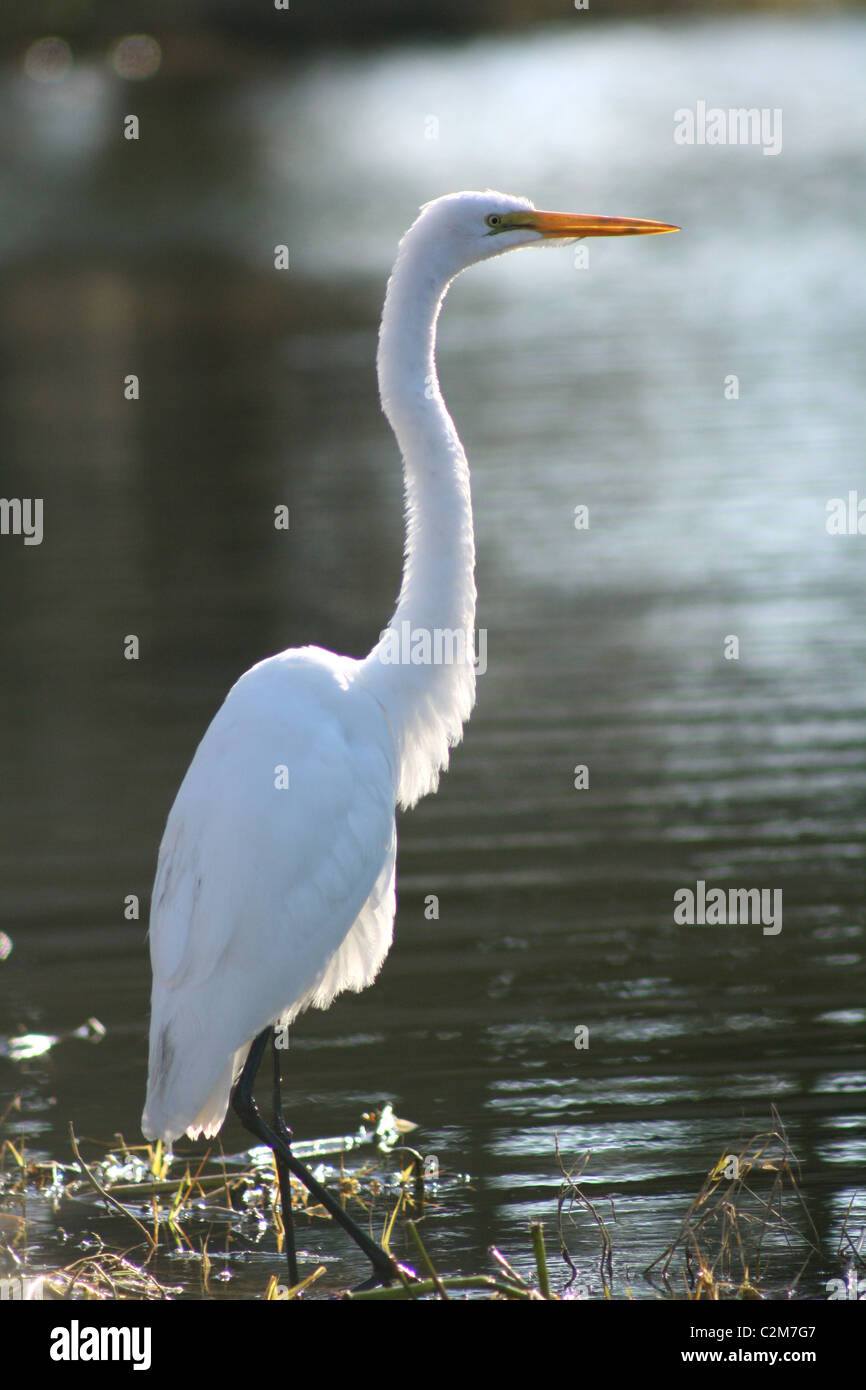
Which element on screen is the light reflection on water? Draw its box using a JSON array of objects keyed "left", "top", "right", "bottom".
[{"left": 0, "top": 13, "right": 863, "bottom": 1296}]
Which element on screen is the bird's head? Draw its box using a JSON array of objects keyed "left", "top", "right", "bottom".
[{"left": 404, "top": 189, "right": 678, "bottom": 280}]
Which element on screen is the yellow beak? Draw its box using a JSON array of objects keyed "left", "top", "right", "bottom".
[{"left": 505, "top": 209, "right": 679, "bottom": 238}]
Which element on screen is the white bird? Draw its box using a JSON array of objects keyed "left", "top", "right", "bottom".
[{"left": 142, "top": 190, "right": 677, "bottom": 1285}]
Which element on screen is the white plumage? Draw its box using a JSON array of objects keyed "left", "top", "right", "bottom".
[
  {"left": 143, "top": 648, "right": 397, "bottom": 1141},
  {"left": 143, "top": 190, "right": 676, "bottom": 1148}
]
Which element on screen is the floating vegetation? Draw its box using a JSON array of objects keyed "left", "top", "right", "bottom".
[
  {"left": 0, "top": 1102, "right": 464, "bottom": 1299},
  {"left": 1, "top": 1249, "right": 181, "bottom": 1301},
  {"left": 343, "top": 1221, "right": 557, "bottom": 1300},
  {"left": 0, "top": 1101, "right": 861, "bottom": 1300},
  {"left": 0, "top": 1016, "right": 105, "bottom": 1062},
  {"left": 557, "top": 1106, "right": 864, "bottom": 1301}
]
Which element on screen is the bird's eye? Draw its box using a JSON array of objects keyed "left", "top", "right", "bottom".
[{"left": 485, "top": 214, "right": 503, "bottom": 228}]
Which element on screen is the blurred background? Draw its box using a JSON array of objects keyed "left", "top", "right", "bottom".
[{"left": 0, "top": 0, "right": 864, "bottom": 1297}]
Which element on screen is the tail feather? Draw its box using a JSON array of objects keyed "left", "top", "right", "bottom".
[{"left": 141, "top": 1003, "right": 244, "bottom": 1143}]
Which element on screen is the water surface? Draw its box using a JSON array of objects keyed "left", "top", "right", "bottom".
[{"left": 0, "top": 13, "right": 863, "bottom": 1296}]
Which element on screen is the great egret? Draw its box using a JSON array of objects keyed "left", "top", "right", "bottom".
[{"left": 142, "top": 190, "right": 677, "bottom": 1286}]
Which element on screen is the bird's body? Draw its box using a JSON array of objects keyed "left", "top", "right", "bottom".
[
  {"left": 142, "top": 190, "right": 676, "bottom": 1278},
  {"left": 142, "top": 646, "right": 398, "bottom": 1141}
]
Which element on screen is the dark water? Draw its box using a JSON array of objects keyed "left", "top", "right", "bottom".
[{"left": 0, "top": 14, "right": 864, "bottom": 1297}]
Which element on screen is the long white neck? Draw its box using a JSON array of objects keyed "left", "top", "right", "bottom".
[{"left": 359, "top": 239, "right": 477, "bottom": 809}]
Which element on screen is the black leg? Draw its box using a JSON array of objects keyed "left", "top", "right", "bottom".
[
  {"left": 232, "top": 1027, "right": 397, "bottom": 1287},
  {"left": 271, "top": 1034, "right": 299, "bottom": 1286}
]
